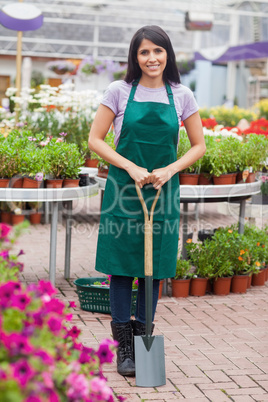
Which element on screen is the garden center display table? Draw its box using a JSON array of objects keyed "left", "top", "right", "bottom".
[
  {"left": 0, "top": 182, "right": 99, "bottom": 285},
  {"left": 95, "top": 177, "right": 261, "bottom": 260}
]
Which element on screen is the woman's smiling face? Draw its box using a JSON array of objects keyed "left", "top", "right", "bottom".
[{"left": 137, "top": 39, "right": 167, "bottom": 85}]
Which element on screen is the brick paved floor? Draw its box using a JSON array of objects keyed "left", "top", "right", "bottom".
[{"left": 17, "top": 193, "right": 268, "bottom": 402}]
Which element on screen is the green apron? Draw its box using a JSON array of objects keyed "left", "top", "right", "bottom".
[{"left": 95, "top": 80, "right": 180, "bottom": 279}]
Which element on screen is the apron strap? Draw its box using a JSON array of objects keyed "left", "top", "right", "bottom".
[
  {"left": 129, "top": 79, "right": 139, "bottom": 101},
  {"left": 165, "top": 83, "right": 175, "bottom": 107}
]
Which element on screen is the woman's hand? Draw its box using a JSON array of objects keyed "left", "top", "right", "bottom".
[
  {"left": 127, "top": 164, "right": 152, "bottom": 188},
  {"left": 151, "top": 166, "right": 174, "bottom": 189}
]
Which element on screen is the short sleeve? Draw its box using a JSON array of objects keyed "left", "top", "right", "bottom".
[
  {"left": 181, "top": 91, "right": 199, "bottom": 122},
  {"left": 101, "top": 81, "right": 120, "bottom": 115}
]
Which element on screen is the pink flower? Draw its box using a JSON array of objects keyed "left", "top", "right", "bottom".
[
  {"left": 2, "top": 333, "right": 33, "bottom": 355},
  {"left": 37, "top": 280, "right": 57, "bottom": 296},
  {"left": 35, "top": 173, "right": 43, "bottom": 182},
  {"left": 0, "top": 281, "right": 21, "bottom": 308},
  {"left": 97, "top": 339, "right": 115, "bottom": 364},
  {"left": 42, "top": 371, "right": 54, "bottom": 388},
  {"left": 90, "top": 377, "right": 113, "bottom": 401},
  {"left": 68, "top": 301, "right": 76, "bottom": 308},
  {"left": 0, "top": 250, "right": 9, "bottom": 259},
  {"left": 12, "top": 359, "right": 35, "bottom": 387},
  {"left": 12, "top": 292, "right": 31, "bottom": 310},
  {"left": 45, "top": 298, "right": 65, "bottom": 315},
  {"left": 59, "top": 132, "right": 67, "bottom": 136},
  {"left": 66, "top": 325, "right": 81, "bottom": 339},
  {"left": 47, "top": 316, "right": 62, "bottom": 333},
  {"left": 56, "top": 138, "right": 63, "bottom": 143},
  {"left": 25, "top": 396, "right": 42, "bottom": 402},
  {"left": 66, "top": 373, "right": 90, "bottom": 400},
  {"left": 0, "top": 223, "right": 12, "bottom": 239},
  {"left": 34, "top": 350, "right": 54, "bottom": 365}
]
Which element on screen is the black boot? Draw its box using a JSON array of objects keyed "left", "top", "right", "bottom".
[
  {"left": 110, "top": 321, "right": 135, "bottom": 377},
  {"left": 132, "top": 320, "right": 155, "bottom": 336}
]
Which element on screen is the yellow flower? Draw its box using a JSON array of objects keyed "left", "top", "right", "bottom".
[
  {"left": 238, "top": 256, "right": 243, "bottom": 261},
  {"left": 186, "top": 239, "right": 192, "bottom": 244},
  {"left": 240, "top": 250, "right": 245, "bottom": 255},
  {"left": 255, "top": 261, "right": 261, "bottom": 267}
]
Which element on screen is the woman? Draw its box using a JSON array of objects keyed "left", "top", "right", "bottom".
[{"left": 88, "top": 25, "right": 205, "bottom": 377}]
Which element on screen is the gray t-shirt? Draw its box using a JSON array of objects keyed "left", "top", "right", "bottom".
[{"left": 101, "top": 80, "right": 199, "bottom": 146}]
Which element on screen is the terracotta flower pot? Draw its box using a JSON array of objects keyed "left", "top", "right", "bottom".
[
  {"left": 252, "top": 269, "right": 266, "bottom": 287},
  {"left": 98, "top": 167, "right": 109, "bottom": 178},
  {"left": 29, "top": 212, "right": 42, "bottom": 225},
  {"left": 23, "top": 177, "right": 42, "bottom": 188},
  {"left": 10, "top": 176, "right": 24, "bottom": 188},
  {"left": 231, "top": 275, "right": 248, "bottom": 294},
  {"left": 11, "top": 214, "right": 25, "bottom": 225},
  {"left": 213, "top": 277, "right": 232, "bottom": 296},
  {"left": 0, "top": 178, "right": 10, "bottom": 188},
  {"left": 246, "top": 172, "right": 256, "bottom": 183},
  {"left": 62, "top": 178, "right": 80, "bottom": 188},
  {"left": 212, "top": 173, "right": 237, "bottom": 185},
  {"left": 0, "top": 211, "right": 11, "bottom": 224},
  {"left": 171, "top": 278, "right": 191, "bottom": 298},
  {"left": 46, "top": 179, "right": 63, "bottom": 188},
  {"left": 189, "top": 277, "right": 208, "bottom": 297},
  {"left": 85, "top": 158, "right": 99, "bottom": 168},
  {"left": 179, "top": 173, "right": 199, "bottom": 185},
  {"left": 198, "top": 173, "right": 212, "bottom": 185},
  {"left": 265, "top": 266, "right": 268, "bottom": 281},
  {"left": 158, "top": 279, "right": 164, "bottom": 299}
]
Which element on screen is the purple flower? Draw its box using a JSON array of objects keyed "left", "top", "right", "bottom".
[
  {"left": 12, "top": 359, "right": 35, "bottom": 387},
  {"left": 17, "top": 249, "right": 25, "bottom": 257},
  {"left": 35, "top": 173, "right": 43, "bottom": 182},
  {"left": 59, "top": 132, "right": 67, "bottom": 137},
  {"left": 79, "top": 350, "right": 91, "bottom": 364},
  {"left": 12, "top": 292, "right": 31, "bottom": 310},
  {"left": 16, "top": 122, "right": 24, "bottom": 127},
  {"left": 96, "top": 339, "right": 115, "bottom": 364},
  {"left": 47, "top": 316, "right": 62, "bottom": 333},
  {"left": 90, "top": 377, "right": 113, "bottom": 401},
  {"left": 0, "top": 223, "right": 12, "bottom": 239},
  {"left": 66, "top": 373, "right": 90, "bottom": 400},
  {"left": 25, "top": 396, "right": 42, "bottom": 402},
  {"left": 68, "top": 301, "right": 76, "bottom": 308}
]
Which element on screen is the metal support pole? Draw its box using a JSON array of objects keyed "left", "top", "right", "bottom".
[
  {"left": 238, "top": 199, "right": 246, "bottom": 234},
  {"left": 182, "top": 203, "right": 188, "bottom": 260},
  {"left": 49, "top": 201, "right": 58, "bottom": 285},
  {"left": 64, "top": 200, "right": 72, "bottom": 279}
]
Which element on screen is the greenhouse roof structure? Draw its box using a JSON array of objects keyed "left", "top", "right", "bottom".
[{"left": 0, "top": 0, "right": 268, "bottom": 61}]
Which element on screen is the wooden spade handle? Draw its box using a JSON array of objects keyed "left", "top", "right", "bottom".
[{"left": 135, "top": 183, "right": 161, "bottom": 276}]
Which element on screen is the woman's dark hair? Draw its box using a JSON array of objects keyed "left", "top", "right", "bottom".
[{"left": 125, "top": 25, "right": 180, "bottom": 85}]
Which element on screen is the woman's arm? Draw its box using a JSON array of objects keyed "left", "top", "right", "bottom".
[
  {"left": 88, "top": 104, "right": 152, "bottom": 187},
  {"left": 151, "top": 111, "right": 206, "bottom": 189}
]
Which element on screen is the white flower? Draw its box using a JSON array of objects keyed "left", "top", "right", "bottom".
[{"left": 5, "top": 87, "right": 17, "bottom": 97}]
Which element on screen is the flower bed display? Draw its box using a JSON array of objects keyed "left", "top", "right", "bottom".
[{"left": 0, "top": 222, "right": 121, "bottom": 401}]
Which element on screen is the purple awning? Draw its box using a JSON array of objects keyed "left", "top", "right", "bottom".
[{"left": 195, "top": 41, "right": 268, "bottom": 63}]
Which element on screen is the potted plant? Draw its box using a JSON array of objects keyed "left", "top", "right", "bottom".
[
  {"left": 185, "top": 241, "right": 213, "bottom": 296},
  {"left": 81, "top": 141, "right": 98, "bottom": 168},
  {"left": 177, "top": 128, "right": 200, "bottom": 185},
  {"left": 171, "top": 258, "right": 193, "bottom": 297},
  {"left": 208, "top": 136, "right": 241, "bottom": 184},
  {"left": 239, "top": 134, "right": 268, "bottom": 183},
  {"left": 28, "top": 201, "right": 43, "bottom": 225},
  {"left": 44, "top": 139, "right": 69, "bottom": 187},
  {"left": 62, "top": 143, "right": 85, "bottom": 187},
  {"left": 46, "top": 60, "right": 76, "bottom": 75},
  {"left": 20, "top": 147, "right": 45, "bottom": 188}
]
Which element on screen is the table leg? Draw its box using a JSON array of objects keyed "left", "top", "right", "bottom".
[
  {"left": 182, "top": 203, "right": 188, "bottom": 260},
  {"left": 238, "top": 199, "right": 246, "bottom": 234},
  {"left": 64, "top": 200, "right": 72, "bottom": 279},
  {"left": 49, "top": 201, "right": 58, "bottom": 285}
]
